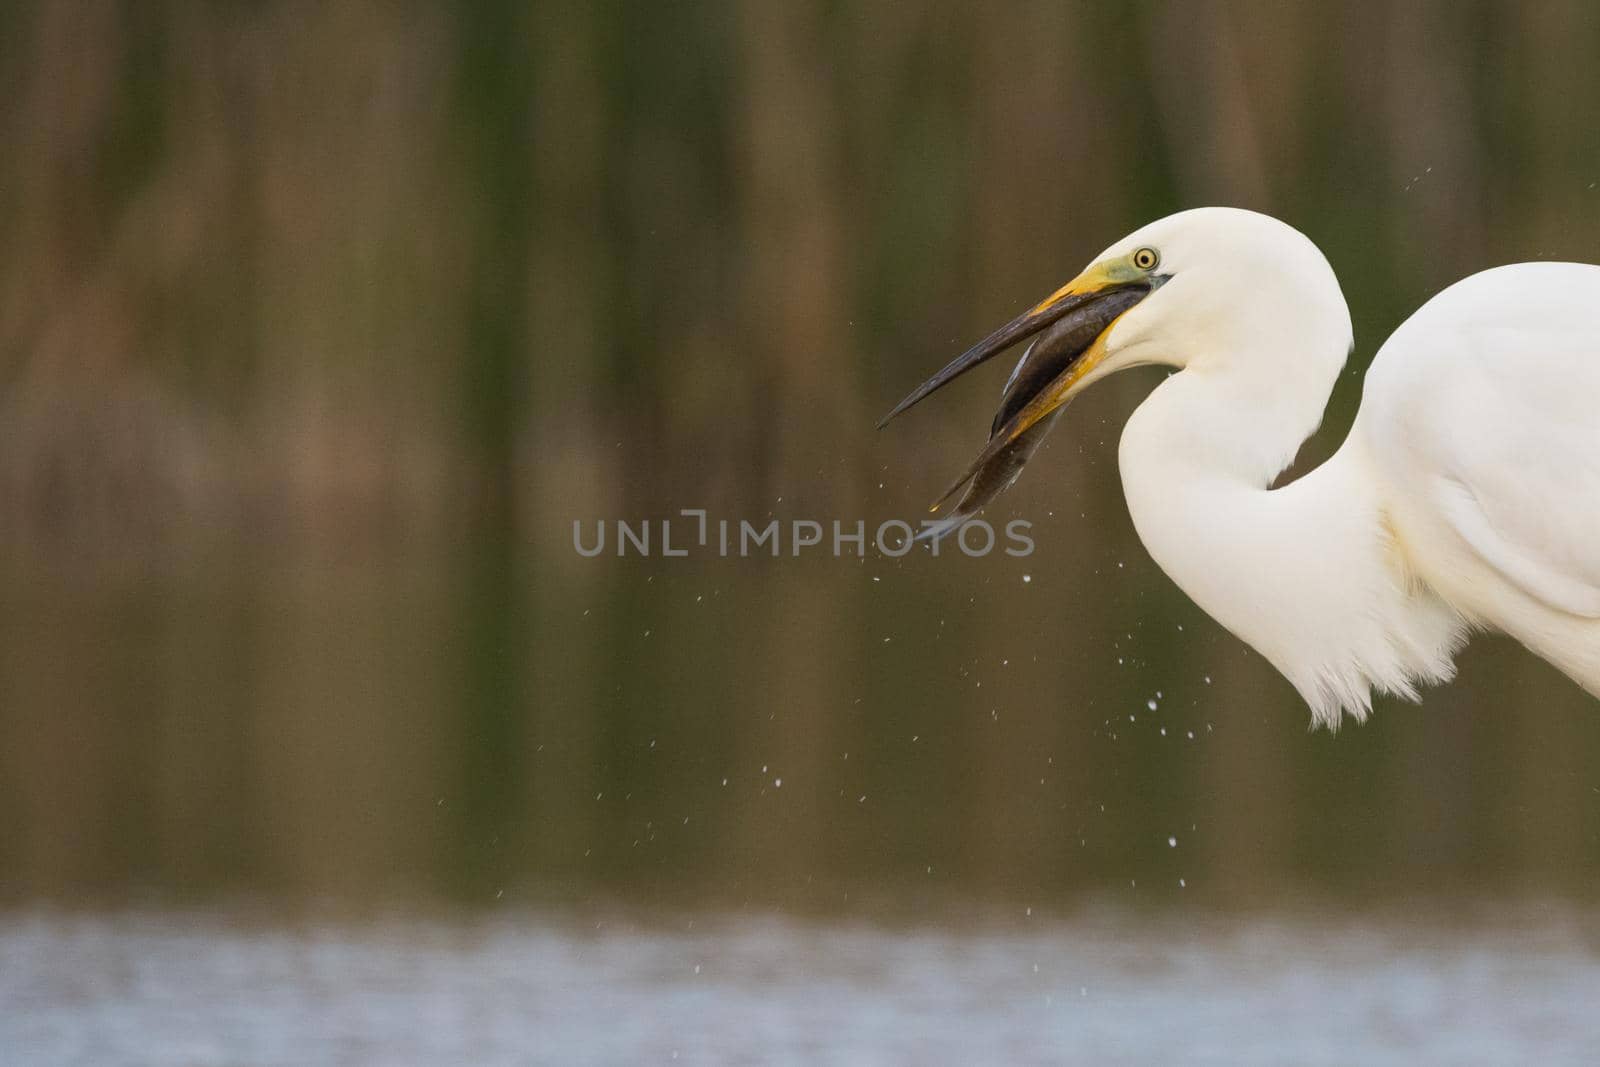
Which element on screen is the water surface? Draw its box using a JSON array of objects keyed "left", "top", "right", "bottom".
[{"left": 5, "top": 904, "right": 1596, "bottom": 1065}]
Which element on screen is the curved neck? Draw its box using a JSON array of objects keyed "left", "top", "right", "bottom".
[
  {"left": 1134, "top": 362, "right": 1334, "bottom": 490},
  {"left": 1117, "top": 368, "right": 1461, "bottom": 725}
]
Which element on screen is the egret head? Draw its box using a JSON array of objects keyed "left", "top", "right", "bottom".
[
  {"left": 1071, "top": 207, "right": 1352, "bottom": 385},
  {"left": 881, "top": 207, "right": 1352, "bottom": 521},
  {"left": 882, "top": 208, "right": 1349, "bottom": 429}
]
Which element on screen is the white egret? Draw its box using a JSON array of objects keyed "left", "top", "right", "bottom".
[{"left": 881, "top": 207, "right": 1599, "bottom": 727}]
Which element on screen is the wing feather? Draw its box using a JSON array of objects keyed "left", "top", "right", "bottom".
[{"left": 1365, "top": 263, "right": 1600, "bottom": 618}]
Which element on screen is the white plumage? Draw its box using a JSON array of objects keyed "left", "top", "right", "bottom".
[{"left": 884, "top": 207, "right": 1600, "bottom": 726}]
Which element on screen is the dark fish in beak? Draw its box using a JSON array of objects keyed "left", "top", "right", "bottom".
[{"left": 879, "top": 280, "right": 1152, "bottom": 541}]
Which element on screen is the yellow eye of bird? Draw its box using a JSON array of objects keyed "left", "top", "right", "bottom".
[{"left": 1133, "top": 247, "right": 1160, "bottom": 271}]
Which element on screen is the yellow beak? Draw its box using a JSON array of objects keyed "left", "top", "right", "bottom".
[
  {"left": 877, "top": 261, "right": 1151, "bottom": 430},
  {"left": 880, "top": 257, "right": 1158, "bottom": 520}
]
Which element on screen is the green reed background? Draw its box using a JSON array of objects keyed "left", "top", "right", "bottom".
[{"left": 1, "top": 2, "right": 1597, "bottom": 910}]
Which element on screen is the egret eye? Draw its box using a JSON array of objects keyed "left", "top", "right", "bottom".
[{"left": 1132, "top": 247, "right": 1160, "bottom": 271}]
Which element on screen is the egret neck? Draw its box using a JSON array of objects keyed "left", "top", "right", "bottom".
[{"left": 1116, "top": 347, "right": 1464, "bottom": 727}]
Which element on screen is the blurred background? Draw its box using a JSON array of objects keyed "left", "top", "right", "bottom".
[{"left": 3, "top": 2, "right": 1600, "bottom": 1061}]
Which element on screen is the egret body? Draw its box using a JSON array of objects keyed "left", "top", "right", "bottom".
[{"left": 883, "top": 208, "right": 1600, "bottom": 727}]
